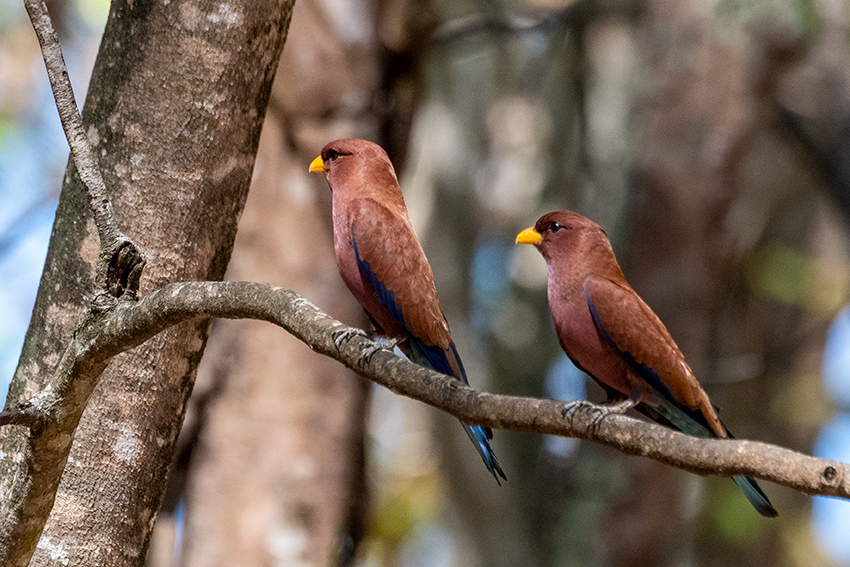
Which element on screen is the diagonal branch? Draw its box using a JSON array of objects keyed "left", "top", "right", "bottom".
[
  {"left": 23, "top": 0, "right": 144, "bottom": 297},
  {"left": 24, "top": 0, "right": 115, "bottom": 242},
  {"left": 0, "top": 279, "right": 845, "bottom": 563},
  {"left": 3, "top": 281, "right": 845, "bottom": 500}
]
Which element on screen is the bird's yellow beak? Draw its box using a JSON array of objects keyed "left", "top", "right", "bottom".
[
  {"left": 515, "top": 227, "right": 542, "bottom": 245},
  {"left": 309, "top": 155, "right": 325, "bottom": 173}
]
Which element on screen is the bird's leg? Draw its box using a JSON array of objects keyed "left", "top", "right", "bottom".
[
  {"left": 333, "top": 326, "right": 400, "bottom": 363},
  {"left": 587, "top": 387, "right": 641, "bottom": 428},
  {"left": 603, "top": 387, "right": 641, "bottom": 415},
  {"left": 560, "top": 388, "right": 641, "bottom": 431}
]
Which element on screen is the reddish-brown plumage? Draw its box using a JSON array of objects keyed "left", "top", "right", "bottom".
[
  {"left": 520, "top": 211, "right": 721, "bottom": 432},
  {"left": 316, "top": 139, "right": 451, "bottom": 349},
  {"left": 311, "top": 139, "right": 505, "bottom": 482},
  {"left": 517, "top": 210, "right": 776, "bottom": 516}
]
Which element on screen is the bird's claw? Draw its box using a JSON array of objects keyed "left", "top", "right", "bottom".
[
  {"left": 586, "top": 403, "right": 621, "bottom": 429},
  {"left": 332, "top": 327, "right": 398, "bottom": 364},
  {"left": 560, "top": 399, "right": 634, "bottom": 430},
  {"left": 359, "top": 337, "right": 398, "bottom": 364},
  {"left": 332, "top": 327, "right": 368, "bottom": 350},
  {"left": 560, "top": 400, "right": 594, "bottom": 422}
]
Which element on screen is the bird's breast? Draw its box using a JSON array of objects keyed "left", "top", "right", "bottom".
[{"left": 549, "top": 279, "right": 634, "bottom": 396}]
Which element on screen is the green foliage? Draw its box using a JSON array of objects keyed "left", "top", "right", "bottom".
[
  {"left": 747, "top": 245, "right": 816, "bottom": 307},
  {"left": 708, "top": 481, "right": 770, "bottom": 544}
]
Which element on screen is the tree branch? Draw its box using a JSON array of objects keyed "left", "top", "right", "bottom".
[
  {"left": 23, "top": 0, "right": 144, "bottom": 297},
  {"left": 27, "top": 282, "right": 850, "bottom": 493},
  {"left": 126, "top": 282, "right": 840, "bottom": 499},
  {"left": 1, "top": 278, "right": 844, "bottom": 561},
  {"left": 0, "top": 405, "right": 48, "bottom": 432}
]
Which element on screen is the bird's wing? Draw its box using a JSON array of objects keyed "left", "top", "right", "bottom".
[
  {"left": 350, "top": 200, "right": 502, "bottom": 479},
  {"left": 583, "top": 275, "right": 775, "bottom": 515},
  {"left": 583, "top": 275, "right": 724, "bottom": 437},
  {"left": 347, "top": 199, "right": 461, "bottom": 369}
]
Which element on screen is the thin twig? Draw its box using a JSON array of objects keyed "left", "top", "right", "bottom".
[
  {"left": 23, "top": 0, "right": 144, "bottom": 297},
  {"left": 24, "top": 0, "right": 115, "bottom": 242}
]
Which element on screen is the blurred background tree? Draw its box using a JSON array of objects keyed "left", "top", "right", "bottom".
[{"left": 2, "top": 0, "right": 849, "bottom": 565}]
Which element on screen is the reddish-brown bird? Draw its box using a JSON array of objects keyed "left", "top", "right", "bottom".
[
  {"left": 310, "top": 138, "right": 505, "bottom": 483},
  {"left": 516, "top": 210, "right": 776, "bottom": 516}
]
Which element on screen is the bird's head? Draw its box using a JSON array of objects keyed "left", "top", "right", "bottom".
[
  {"left": 309, "top": 139, "right": 399, "bottom": 196},
  {"left": 515, "top": 210, "right": 609, "bottom": 263}
]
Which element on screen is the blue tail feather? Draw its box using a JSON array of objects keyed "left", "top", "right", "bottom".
[
  {"left": 734, "top": 475, "right": 778, "bottom": 518},
  {"left": 641, "top": 398, "right": 777, "bottom": 517},
  {"left": 404, "top": 336, "right": 506, "bottom": 484},
  {"left": 463, "top": 423, "right": 507, "bottom": 485}
]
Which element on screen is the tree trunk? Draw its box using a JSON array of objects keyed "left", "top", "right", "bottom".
[
  {"left": 0, "top": 1, "right": 294, "bottom": 565},
  {"left": 150, "top": 0, "right": 392, "bottom": 564},
  {"left": 176, "top": 118, "right": 371, "bottom": 567}
]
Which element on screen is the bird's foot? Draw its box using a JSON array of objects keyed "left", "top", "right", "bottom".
[
  {"left": 560, "top": 394, "right": 638, "bottom": 430},
  {"left": 559, "top": 400, "right": 596, "bottom": 422},
  {"left": 587, "top": 403, "right": 626, "bottom": 429},
  {"left": 359, "top": 337, "right": 398, "bottom": 363},
  {"left": 332, "top": 326, "right": 399, "bottom": 363},
  {"left": 332, "top": 326, "right": 370, "bottom": 350},
  {"left": 588, "top": 390, "right": 640, "bottom": 428}
]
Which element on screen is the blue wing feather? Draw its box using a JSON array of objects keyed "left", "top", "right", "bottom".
[
  {"left": 585, "top": 291, "right": 713, "bottom": 435},
  {"left": 353, "top": 238, "right": 505, "bottom": 483},
  {"left": 353, "top": 239, "right": 406, "bottom": 328}
]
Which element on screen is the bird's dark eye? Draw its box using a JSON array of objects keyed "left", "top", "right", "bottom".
[
  {"left": 325, "top": 149, "right": 340, "bottom": 161},
  {"left": 549, "top": 221, "right": 564, "bottom": 233}
]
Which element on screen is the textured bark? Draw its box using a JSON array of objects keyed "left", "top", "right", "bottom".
[
  {"left": 167, "top": 0, "right": 387, "bottom": 564},
  {"left": 0, "top": 1, "right": 294, "bottom": 565},
  {"left": 177, "top": 16, "right": 379, "bottom": 562},
  {"left": 6, "top": 279, "right": 845, "bottom": 501}
]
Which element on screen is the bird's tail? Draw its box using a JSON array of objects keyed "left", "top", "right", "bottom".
[
  {"left": 403, "top": 337, "right": 507, "bottom": 484},
  {"left": 733, "top": 475, "right": 778, "bottom": 517},
  {"left": 462, "top": 422, "right": 507, "bottom": 485},
  {"left": 640, "top": 401, "right": 777, "bottom": 517}
]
